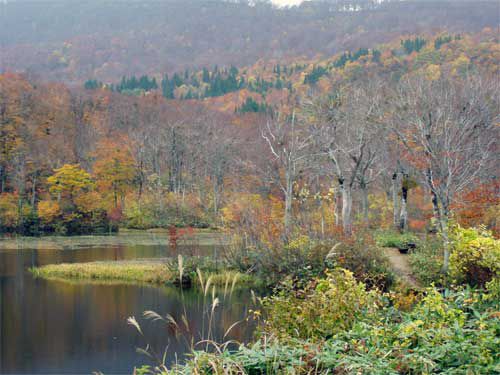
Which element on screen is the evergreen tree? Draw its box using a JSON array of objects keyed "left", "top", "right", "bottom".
[
  {"left": 161, "top": 74, "right": 175, "bottom": 99},
  {"left": 202, "top": 67, "right": 210, "bottom": 83},
  {"left": 172, "top": 73, "right": 183, "bottom": 87},
  {"left": 434, "top": 35, "right": 452, "bottom": 50},
  {"left": 401, "top": 37, "right": 426, "bottom": 54},
  {"left": 304, "top": 66, "right": 328, "bottom": 85}
]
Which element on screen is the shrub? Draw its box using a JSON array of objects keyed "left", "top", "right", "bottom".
[
  {"left": 408, "top": 238, "right": 447, "bottom": 286},
  {"left": 260, "top": 268, "right": 381, "bottom": 341},
  {"left": 331, "top": 235, "right": 395, "bottom": 291},
  {"left": 226, "top": 233, "right": 395, "bottom": 290},
  {"left": 166, "top": 288, "right": 500, "bottom": 375},
  {"left": 224, "top": 234, "right": 332, "bottom": 286},
  {"left": 449, "top": 225, "right": 500, "bottom": 291},
  {"left": 375, "top": 230, "right": 419, "bottom": 248}
]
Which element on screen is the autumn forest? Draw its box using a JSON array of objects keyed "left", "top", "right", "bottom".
[{"left": 0, "top": 0, "right": 499, "bottom": 374}]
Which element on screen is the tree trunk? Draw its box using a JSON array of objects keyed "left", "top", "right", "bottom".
[
  {"left": 340, "top": 180, "right": 352, "bottom": 235},
  {"left": 284, "top": 173, "right": 293, "bottom": 239},
  {"left": 213, "top": 179, "right": 219, "bottom": 218},
  {"left": 334, "top": 187, "right": 341, "bottom": 227},
  {"left": 430, "top": 191, "right": 439, "bottom": 233},
  {"left": 399, "top": 175, "right": 408, "bottom": 232},
  {"left": 30, "top": 175, "right": 37, "bottom": 207},
  {"left": 392, "top": 172, "right": 399, "bottom": 228},
  {"left": 0, "top": 166, "right": 4, "bottom": 193},
  {"left": 427, "top": 170, "right": 440, "bottom": 233},
  {"left": 437, "top": 202, "right": 450, "bottom": 273},
  {"left": 360, "top": 181, "right": 369, "bottom": 225}
]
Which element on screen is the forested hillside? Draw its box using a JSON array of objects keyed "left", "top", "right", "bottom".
[
  {"left": 2, "top": 2, "right": 500, "bottom": 374},
  {"left": 0, "top": 29, "right": 498, "bottom": 235},
  {"left": 1, "top": 0, "right": 498, "bottom": 83}
]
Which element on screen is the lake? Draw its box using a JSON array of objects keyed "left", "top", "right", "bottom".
[{"left": 0, "top": 232, "right": 255, "bottom": 374}]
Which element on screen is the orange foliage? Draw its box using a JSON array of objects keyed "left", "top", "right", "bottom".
[
  {"left": 222, "top": 193, "right": 283, "bottom": 246},
  {"left": 453, "top": 181, "right": 500, "bottom": 235},
  {"left": 93, "top": 139, "right": 136, "bottom": 207},
  {"left": 37, "top": 200, "right": 62, "bottom": 224}
]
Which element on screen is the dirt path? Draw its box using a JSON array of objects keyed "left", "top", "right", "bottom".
[{"left": 384, "top": 248, "right": 420, "bottom": 288}]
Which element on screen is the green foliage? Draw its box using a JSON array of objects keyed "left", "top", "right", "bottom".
[
  {"left": 401, "top": 37, "right": 427, "bottom": 54},
  {"left": 83, "top": 79, "right": 103, "bottom": 89},
  {"left": 226, "top": 234, "right": 394, "bottom": 290},
  {"left": 123, "top": 195, "right": 211, "bottom": 230},
  {"left": 225, "top": 234, "right": 332, "bottom": 286},
  {"left": 158, "top": 65, "right": 291, "bottom": 100},
  {"left": 375, "top": 230, "right": 419, "bottom": 249},
  {"left": 115, "top": 75, "right": 158, "bottom": 92},
  {"left": 408, "top": 238, "right": 447, "bottom": 287},
  {"left": 236, "top": 97, "right": 271, "bottom": 114},
  {"left": 304, "top": 65, "right": 328, "bottom": 85},
  {"left": 261, "top": 268, "right": 381, "bottom": 341},
  {"left": 332, "top": 236, "right": 395, "bottom": 291},
  {"left": 169, "top": 287, "right": 500, "bottom": 374},
  {"left": 449, "top": 224, "right": 500, "bottom": 292},
  {"left": 434, "top": 34, "right": 453, "bottom": 49},
  {"left": 333, "top": 48, "right": 370, "bottom": 68}
]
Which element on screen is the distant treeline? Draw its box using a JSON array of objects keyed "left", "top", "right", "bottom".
[
  {"left": 85, "top": 36, "right": 459, "bottom": 97},
  {"left": 84, "top": 65, "right": 294, "bottom": 99}
]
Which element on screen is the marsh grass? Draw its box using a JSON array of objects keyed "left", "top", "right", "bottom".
[
  {"left": 30, "top": 258, "right": 257, "bottom": 288},
  {"left": 30, "top": 261, "right": 173, "bottom": 284}
]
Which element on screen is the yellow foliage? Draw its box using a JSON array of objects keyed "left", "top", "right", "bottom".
[
  {"left": 449, "top": 224, "right": 500, "bottom": 293},
  {"left": 425, "top": 64, "right": 441, "bottom": 81},
  {"left": 93, "top": 143, "right": 135, "bottom": 206},
  {"left": 47, "top": 164, "right": 94, "bottom": 197},
  {"left": 0, "top": 193, "right": 20, "bottom": 227},
  {"left": 37, "top": 200, "right": 62, "bottom": 224},
  {"left": 451, "top": 54, "right": 471, "bottom": 76}
]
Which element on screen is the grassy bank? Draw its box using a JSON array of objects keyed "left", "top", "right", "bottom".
[{"left": 30, "top": 259, "right": 257, "bottom": 289}]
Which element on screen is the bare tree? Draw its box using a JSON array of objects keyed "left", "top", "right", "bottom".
[
  {"left": 308, "top": 82, "right": 384, "bottom": 234},
  {"left": 393, "top": 73, "right": 499, "bottom": 272},
  {"left": 261, "top": 111, "right": 313, "bottom": 238}
]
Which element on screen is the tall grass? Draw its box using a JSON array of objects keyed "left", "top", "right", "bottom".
[{"left": 127, "top": 258, "right": 257, "bottom": 373}]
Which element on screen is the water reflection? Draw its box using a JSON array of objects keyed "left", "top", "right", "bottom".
[{"left": 0, "top": 239, "right": 254, "bottom": 374}]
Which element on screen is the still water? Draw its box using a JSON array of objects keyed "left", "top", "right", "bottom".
[{"left": 0, "top": 233, "right": 254, "bottom": 374}]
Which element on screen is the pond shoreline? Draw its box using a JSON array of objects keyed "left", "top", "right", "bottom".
[{"left": 0, "top": 229, "right": 228, "bottom": 250}]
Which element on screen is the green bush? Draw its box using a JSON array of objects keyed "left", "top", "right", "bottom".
[
  {"left": 225, "top": 234, "right": 395, "bottom": 290},
  {"left": 375, "top": 230, "right": 419, "bottom": 248},
  {"left": 224, "top": 234, "right": 332, "bottom": 286},
  {"left": 331, "top": 236, "right": 395, "bottom": 291},
  {"left": 167, "top": 288, "right": 500, "bottom": 375},
  {"left": 449, "top": 225, "right": 500, "bottom": 295},
  {"left": 408, "top": 238, "right": 447, "bottom": 286},
  {"left": 260, "top": 268, "right": 381, "bottom": 341}
]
